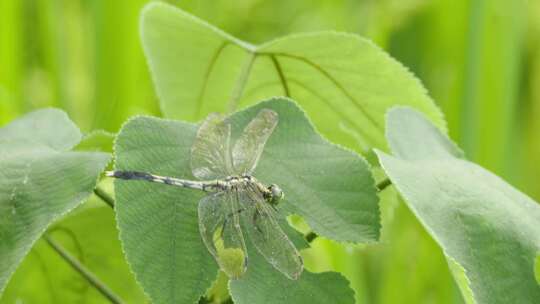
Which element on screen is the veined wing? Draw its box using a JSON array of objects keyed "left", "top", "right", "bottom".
[
  {"left": 198, "top": 191, "right": 248, "bottom": 279},
  {"left": 233, "top": 109, "right": 278, "bottom": 175},
  {"left": 191, "top": 113, "right": 234, "bottom": 180},
  {"left": 238, "top": 184, "right": 303, "bottom": 280}
]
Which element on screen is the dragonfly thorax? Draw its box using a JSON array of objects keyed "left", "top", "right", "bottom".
[{"left": 217, "top": 175, "right": 284, "bottom": 206}]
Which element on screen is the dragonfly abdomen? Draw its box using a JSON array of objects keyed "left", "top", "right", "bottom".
[
  {"left": 106, "top": 170, "right": 206, "bottom": 190},
  {"left": 106, "top": 171, "right": 275, "bottom": 200}
]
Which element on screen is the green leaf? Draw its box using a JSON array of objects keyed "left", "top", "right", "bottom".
[
  {"left": 447, "top": 256, "right": 475, "bottom": 304},
  {"left": 1, "top": 204, "right": 148, "bottom": 303},
  {"left": 114, "top": 114, "right": 217, "bottom": 304},
  {"left": 0, "top": 108, "right": 81, "bottom": 150},
  {"left": 0, "top": 109, "right": 110, "bottom": 295},
  {"left": 230, "top": 259, "right": 354, "bottom": 304},
  {"left": 536, "top": 255, "right": 540, "bottom": 285},
  {"left": 113, "top": 98, "right": 377, "bottom": 303},
  {"left": 140, "top": 2, "right": 445, "bottom": 152},
  {"left": 229, "top": 219, "right": 355, "bottom": 304},
  {"left": 376, "top": 107, "right": 540, "bottom": 304},
  {"left": 75, "top": 130, "right": 115, "bottom": 153}
]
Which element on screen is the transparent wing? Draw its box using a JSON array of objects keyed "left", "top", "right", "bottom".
[
  {"left": 191, "top": 113, "right": 234, "bottom": 180},
  {"left": 198, "top": 191, "right": 248, "bottom": 279},
  {"left": 237, "top": 184, "right": 303, "bottom": 280},
  {"left": 232, "top": 109, "right": 278, "bottom": 175}
]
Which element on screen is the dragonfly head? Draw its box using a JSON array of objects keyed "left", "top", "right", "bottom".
[{"left": 267, "top": 184, "right": 284, "bottom": 205}]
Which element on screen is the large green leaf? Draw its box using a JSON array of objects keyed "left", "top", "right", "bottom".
[
  {"left": 230, "top": 251, "right": 354, "bottom": 304},
  {"left": 140, "top": 2, "right": 445, "bottom": 152},
  {"left": 0, "top": 109, "right": 110, "bottom": 295},
  {"left": 229, "top": 214, "right": 355, "bottom": 304},
  {"left": 376, "top": 107, "right": 540, "bottom": 304},
  {"left": 0, "top": 203, "right": 147, "bottom": 303},
  {"left": 114, "top": 114, "right": 217, "bottom": 304},
  {"left": 114, "top": 98, "right": 378, "bottom": 303}
]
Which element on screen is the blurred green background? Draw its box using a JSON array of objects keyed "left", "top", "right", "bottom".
[{"left": 1, "top": 0, "right": 538, "bottom": 303}]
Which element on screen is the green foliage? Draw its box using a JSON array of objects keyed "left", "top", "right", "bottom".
[
  {"left": 1, "top": 1, "right": 539, "bottom": 303},
  {"left": 75, "top": 130, "right": 115, "bottom": 153},
  {"left": 230, "top": 262, "right": 354, "bottom": 304},
  {"left": 140, "top": 2, "right": 445, "bottom": 152},
  {"left": 113, "top": 98, "right": 378, "bottom": 304},
  {"left": 376, "top": 107, "right": 540, "bottom": 304},
  {"left": 230, "top": 195, "right": 355, "bottom": 304},
  {"left": 0, "top": 109, "right": 110, "bottom": 294},
  {"left": 0, "top": 204, "right": 147, "bottom": 303},
  {"left": 536, "top": 255, "right": 540, "bottom": 284},
  {"left": 114, "top": 114, "right": 217, "bottom": 304}
]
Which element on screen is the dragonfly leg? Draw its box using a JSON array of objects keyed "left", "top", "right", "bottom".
[{"left": 252, "top": 210, "right": 266, "bottom": 238}]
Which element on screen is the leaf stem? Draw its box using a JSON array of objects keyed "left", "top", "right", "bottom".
[
  {"left": 376, "top": 178, "right": 392, "bottom": 192},
  {"left": 305, "top": 231, "right": 318, "bottom": 243},
  {"left": 94, "top": 186, "right": 115, "bottom": 209},
  {"left": 43, "top": 234, "right": 124, "bottom": 304}
]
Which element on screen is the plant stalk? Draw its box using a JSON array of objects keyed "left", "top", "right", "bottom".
[
  {"left": 376, "top": 178, "right": 392, "bottom": 192},
  {"left": 44, "top": 234, "right": 124, "bottom": 304},
  {"left": 94, "top": 186, "right": 115, "bottom": 209}
]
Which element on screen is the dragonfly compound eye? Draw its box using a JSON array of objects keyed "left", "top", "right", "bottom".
[{"left": 268, "top": 184, "right": 284, "bottom": 204}]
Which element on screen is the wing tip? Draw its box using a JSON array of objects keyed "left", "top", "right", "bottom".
[{"left": 259, "top": 108, "right": 279, "bottom": 121}]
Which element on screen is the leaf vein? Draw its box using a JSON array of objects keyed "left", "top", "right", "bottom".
[
  {"left": 195, "top": 41, "right": 231, "bottom": 117},
  {"left": 269, "top": 55, "right": 290, "bottom": 97},
  {"left": 287, "top": 78, "right": 376, "bottom": 145},
  {"left": 270, "top": 52, "right": 383, "bottom": 132}
]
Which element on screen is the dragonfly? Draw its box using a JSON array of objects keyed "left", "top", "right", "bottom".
[{"left": 107, "top": 109, "right": 303, "bottom": 280}]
